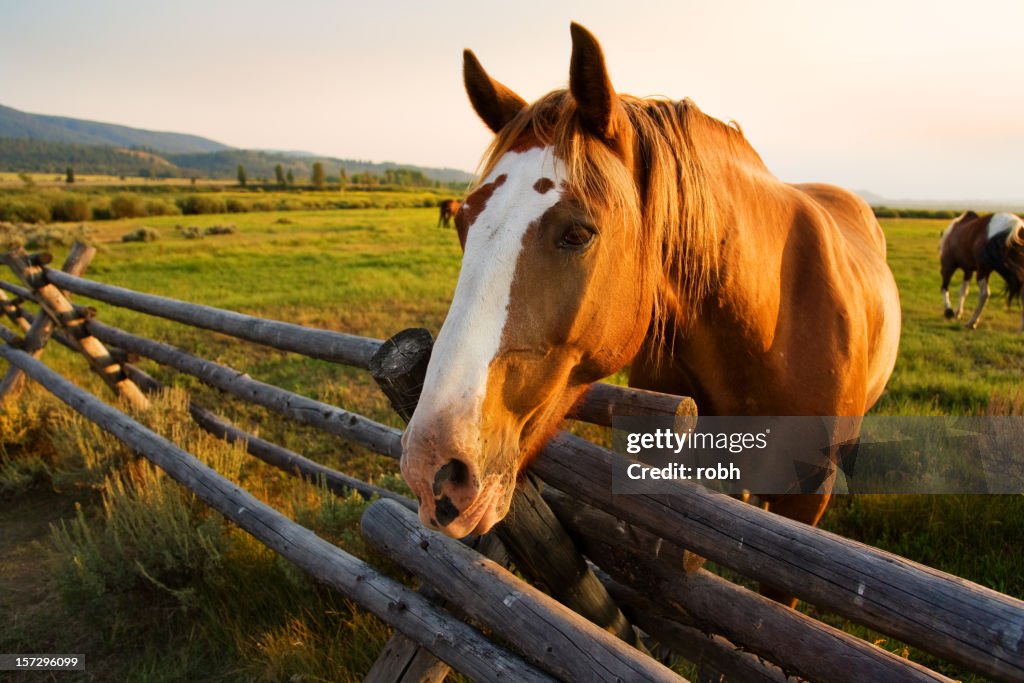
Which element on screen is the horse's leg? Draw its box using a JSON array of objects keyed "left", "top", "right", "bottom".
[
  {"left": 758, "top": 492, "right": 832, "bottom": 608},
  {"left": 955, "top": 277, "right": 970, "bottom": 319},
  {"left": 966, "top": 275, "right": 990, "bottom": 329},
  {"left": 941, "top": 268, "right": 955, "bottom": 318}
]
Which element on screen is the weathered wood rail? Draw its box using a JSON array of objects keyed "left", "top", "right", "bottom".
[
  {"left": 0, "top": 344, "right": 552, "bottom": 683},
  {"left": 3, "top": 244, "right": 1023, "bottom": 683}
]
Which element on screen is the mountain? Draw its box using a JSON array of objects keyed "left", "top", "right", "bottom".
[{"left": 0, "top": 103, "right": 230, "bottom": 155}]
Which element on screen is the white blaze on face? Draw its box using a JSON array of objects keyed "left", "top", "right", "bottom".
[{"left": 406, "top": 146, "right": 566, "bottom": 452}]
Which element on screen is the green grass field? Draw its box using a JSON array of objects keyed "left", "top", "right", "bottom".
[{"left": 1, "top": 207, "right": 1022, "bottom": 680}]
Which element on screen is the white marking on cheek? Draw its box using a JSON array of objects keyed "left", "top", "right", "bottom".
[{"left": 411, "top": 147, "right": 566, "bottom": 439}]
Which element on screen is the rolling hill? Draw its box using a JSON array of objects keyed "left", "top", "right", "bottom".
[
  {"left": 0, "top": 103, "right": 474, "bottom": 185},
  {"left": 0, "top": 104, "right": 230, "bottom": 155}
]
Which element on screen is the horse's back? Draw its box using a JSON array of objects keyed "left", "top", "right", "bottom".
[{"left": 790, "top": 183, "right": 900, "bottom": 410}]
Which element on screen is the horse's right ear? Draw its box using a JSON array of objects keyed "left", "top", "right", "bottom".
[{"left": 463, "top": 49, "right": 527, "bottom": 134}]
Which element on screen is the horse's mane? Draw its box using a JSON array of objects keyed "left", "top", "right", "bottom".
[{"left": 472, "top": 89, "right": 765, "bottom": 348}]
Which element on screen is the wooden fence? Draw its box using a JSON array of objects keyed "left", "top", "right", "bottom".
[{"left": 2, "top": 243, "right": 1023, "bottom": 683}]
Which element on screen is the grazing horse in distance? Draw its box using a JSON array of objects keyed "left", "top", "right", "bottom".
[
  {"left": 438, "top": 199, "right": 461, "bottom": 228},
  {"left": 401, "top": 23, "right": 901, "bottom": 604},
  {"left": 940, "top": 210, "right": 1024, "bottom": 331}
]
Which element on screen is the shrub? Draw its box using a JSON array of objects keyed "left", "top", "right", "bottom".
[
  {"left": 177, "top": 195, "right": 228, "bottom": 215},
  {"left": 122, "top": 226, "right": 159, "bottom": 242},
  {"left": 25, "top": 226, "right": 72, "bottom": 250},
  {"left": 0, "top": 198, "right": 51, "bottom": 224},
  {"left": 144, "top": 198, "right": 181, "bottom": 217},
  {"left": 178, "top": 225, "right": 204, "bottom": 239},
  {"left": 109, "top": 193, "right": 148, "bottom": 219},
  {"left": 204, "top": 224, "right": 237, "bottom": 236},
  {"left": 50, "top": 197, "right": 92, "bottom": 222},
  {"left": 225, "top": 198, "right": 249, "bottom": 213},
  {"left": 0, "top": 221, "right": 25, "bottom": 249}
]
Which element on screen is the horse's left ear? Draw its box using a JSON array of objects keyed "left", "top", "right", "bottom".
[{"left": 569, "top": 23, "right": 619, "bottom": 140}]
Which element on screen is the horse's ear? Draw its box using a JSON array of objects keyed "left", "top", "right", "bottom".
[
  {"left": 463, "top": 49, "right": 527, "bottom": 134},
  {"left": 569, "top": 22, "right": 618, "bottom": 139}
]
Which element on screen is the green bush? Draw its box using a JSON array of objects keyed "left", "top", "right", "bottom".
[
  {"left": 50, "top": 196, "right": 92, "bottom": 222},
  {"left": 144, "top": 198, "right": 181, "bottom": 216},
  {"left": 122, "top": 226, "right": 160, "bottom": 242},
  {"left": 204, "top": 224, "right": 237, "bottom": 236},
  {"left": 225, "top": 198, "right": 250, "bottom": 213},
  {"left": 109, "top": 193, "right": 147, "bottom": 219},
  {"left": 177, "top": 195, "right": 228, "bottom": 215},
  {"left": 0, "top": 198, "right": 51, "bottom": 223}
]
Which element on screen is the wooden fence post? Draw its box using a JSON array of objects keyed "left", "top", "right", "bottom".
[
  {"left": 3, "top": 246, "right": 147, "bottom": 410},
  {"left": 0, "top": 244, "right": 97, "bottom": 404}
]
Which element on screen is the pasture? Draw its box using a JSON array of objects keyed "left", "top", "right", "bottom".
[{"left": 1, "top": 206, "right": 1022, "bottom": 680}]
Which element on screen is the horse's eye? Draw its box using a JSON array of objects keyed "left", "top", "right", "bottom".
[{"left": 558, "top": 224, "right": 595, "bottom": 250}]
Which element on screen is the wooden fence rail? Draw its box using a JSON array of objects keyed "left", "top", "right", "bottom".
[
  {"left": 531, "top": 432, "right": 1024, "bottom": 682},
  {"left": 362, "top": 498, "right": 682, "bottom": 683},
  {"left": 0, "top": 343, "right": 553, "bottom": 683}
]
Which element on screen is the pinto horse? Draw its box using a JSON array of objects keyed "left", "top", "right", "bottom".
[
  {"left": 940, "top": 210, "right": 1024, "bottom": 331},
  {"left": 438, "top": 199, "right": 461, "bottom": 228},
  {"left": 401, "top": 24, "right": 901, "bottom": 601}
]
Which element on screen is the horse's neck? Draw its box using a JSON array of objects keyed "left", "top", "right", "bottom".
[{"left": 641, "top": 152, "right": 806, "bottom": 414}]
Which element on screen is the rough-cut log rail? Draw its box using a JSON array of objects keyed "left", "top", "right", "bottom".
[
  {"left": 86, "top": 320, "right": 405, "bottom": 459},
  {"left": 124, "top": 366, "right": 414, "bottom": 510},
  {"left": 543, "top": 489, "right": 952, "bottom": 682},
  {"left": 570, "top": 382, "right": 698, "bottom": 430},
  {"left": 0, "top": 290, "right": 32, "bottom": 333},
  {"left": 0, "top": 244, "right": 99, "bottom": 403},
  {"left": 591, "top": 570, "right": 791, "bottom": 683},
  {"left": 0, "top": 279, "right": 36, "bottom": 302},
  {"left": 5, "top": 249, "right": 148, "bottom": 410},
  {"left": 43, "top": 268, "right": 383, "bottom": 369},
  {"left": 361, "top": 498, "right": 686, "bottom": 683},
  {"left": 13, "top": 266, "right": 693, "bottom": 428},
  {"left": 0, "top": 343, "right": 554, "bottom": 683},
  {"left": 531, "top": 432, "right": 1024, "bottom": 682}
]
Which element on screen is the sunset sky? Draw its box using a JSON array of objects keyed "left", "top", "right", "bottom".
[{"left": 2, "top": 0, "right": 1022, "bottom": 202}]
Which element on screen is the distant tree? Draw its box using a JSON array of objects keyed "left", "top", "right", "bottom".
[
  {"left": 274, "top": 164, "right": 286, "bottom": 186},
  {"left": 237, "top": 164, "right": 248, "bottom": 187},
  {"left": 65, "top": 166, "right": 75, "bottom": 184},
  {"left": 338, "top": 167, "right": 348, "bottom": 191},
  {"left": 286, "top": 169, "right": 295, "bottom": 186},
  {"left": 311, "top": 162, "right": 325, "bottom": 189}
]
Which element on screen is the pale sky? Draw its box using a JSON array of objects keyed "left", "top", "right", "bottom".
[{"left": 2, "top": 0, "right": 1023, "bottom": 202}]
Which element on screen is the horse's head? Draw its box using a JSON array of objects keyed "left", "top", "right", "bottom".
[{"left": 401, "top": 24, "right": 657, "bottom": 537}]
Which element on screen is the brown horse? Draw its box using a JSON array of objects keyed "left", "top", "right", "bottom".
[
  {"left": 438, "top": 199, "right": 461, "bottom": 228},
  {"left": 401, "top": 24, "right": 901, "bottom": 601},
  {"left": 940, "top": 210, "right": 1024, "bottom": 331}
]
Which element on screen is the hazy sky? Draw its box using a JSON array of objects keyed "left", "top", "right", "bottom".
[{"left": 2, "top": 0, "right": 1022, "bottom": 201}]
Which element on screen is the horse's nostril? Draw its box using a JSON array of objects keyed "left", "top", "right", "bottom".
[
  {"left": 432, "top": 458, "right": 470, "bottom": 496},
  {"left": 435, "top": 495, "right": 461, "bottom": 526}
]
